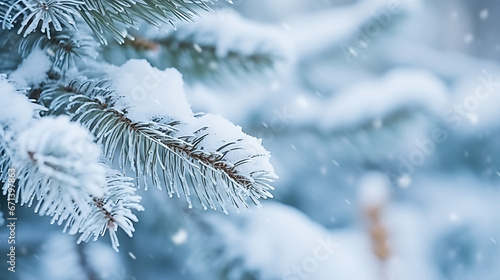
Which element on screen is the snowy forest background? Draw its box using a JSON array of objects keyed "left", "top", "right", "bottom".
[{"left": 2, "top": 0, "right": 500, "bottom": 279}]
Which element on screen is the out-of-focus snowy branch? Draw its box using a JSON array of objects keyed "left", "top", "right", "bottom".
[
  {"left": 297, "top": 69, "right": 449, "bottom": 131},
  {"left": 102, "top": 9, "right": 292, "bottom": 83}
]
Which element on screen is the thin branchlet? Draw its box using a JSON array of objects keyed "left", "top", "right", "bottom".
[{"left": 92, "top": 197, "right": 115, "bottom": 228}]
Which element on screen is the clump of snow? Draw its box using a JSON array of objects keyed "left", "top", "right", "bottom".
[
  {"left": 10, "top": 50, "right": 51, "bottom": 87},
  {"left": 107, "top": 59, "right": 193, "bottom": 122},
  {"left": 0, "top": 76, "right": 34, "bottom": 131},
  {"left": 358, "top": 172, "right": 391, "bottom": 208},
  {"left": 177, "top": 113, "right": 276, "bottom": 180},
  {"left": 16, "top": 116, "right": 105, "bottom": 197}
]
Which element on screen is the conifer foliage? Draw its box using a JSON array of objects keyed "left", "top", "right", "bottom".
[{"left": 0, "top": 0, "right": 279, "bottom": 252}]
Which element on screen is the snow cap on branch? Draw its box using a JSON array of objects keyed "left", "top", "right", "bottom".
[
  {"left": 10, "top": 49, "right": 51, "bottom": 87},
  {"left": 177, "top": 113, "right": 276, "bottom": 181},
  {"left": 0, "top": 76, "right": 34, "bottom": 131},
  {"left": 107, "top": 59, "right": 193, "bottom": 122}
]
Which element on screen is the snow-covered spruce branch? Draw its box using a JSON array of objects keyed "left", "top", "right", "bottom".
[
  {"left": 7, "top": 117, "right": 106, "bottom": 221},
  {"left": 0, "top": 114, "right": 143, "bottom": 251},
  {"left": 40, "top": 75, "right": 276, "bottom": 213},
  {"left": 102, "top": 9, "right": 290, "bottom": 82},
  {"left": 1, "top": 0, "right": 220, "bottom": 44},
  {"left": 0, "top": 65, "right": 147, "bottom": 253}
]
